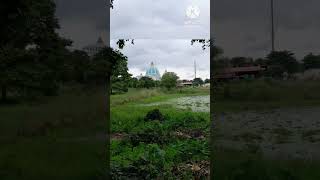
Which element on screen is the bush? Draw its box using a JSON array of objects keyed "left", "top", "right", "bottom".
[{"left": 144, "top": 109, "right": 164, "bottom": 122}]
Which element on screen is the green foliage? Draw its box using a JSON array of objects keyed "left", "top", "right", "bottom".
[
  {"left": 129, "top": 122, "right": 169, "bottom": 146},
  {"left": 110, "top": 89, "right": 210, "bottom": 179},
  {"left": 193, "top": 78, "right": 204, "bottom": 86},
  {"left": 111, "top": 116, "right": 209, "bottom": 179},
  {"left": 0, "top": 0, "right": 71, "bottom": 101},
  {"left": 128, "top": 77, "right": 138, "bottom": 88},
  {"left": 137, "top": 77, "right": 155, "bottom": 89},
  {"left": 230, "top": 57, "right": 254, "bottom": 67},
  {"left": 60, "top": 50, "right": 90, "bottom": 83},
  {"left": 144, "top": 109, "right": 165, "bottom": 122},
  {"left": 265, "top": 51, "right": 301, "bottom": 77},
  {"left": 87, "top": 47, "right": 131, "bottom": 94},
  {"left": 302, "top": 53, "right": 320, "bottom": 70},
  {"left": 161, "top": 72, "right": 179, "bottom": 90}
]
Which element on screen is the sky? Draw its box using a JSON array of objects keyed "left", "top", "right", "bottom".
[
  {"left": 213, "top": 0, "right": 320, "bottom": 59},
  {"left": 111, "top": 39, "right": 210, "bottom": 80},
  {"left": 109, "top": 0, "right": 210, "bottom": 79},
  {"left": 55, "top": 0, "right": 320, "bottom": 78}
]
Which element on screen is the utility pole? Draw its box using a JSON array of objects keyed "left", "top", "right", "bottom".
[
  {"left": 194, "top": 60, "right": 197, "bottom": 79},
  {"left": 271, "top": 0, "right": 275, "bottom": 52}
]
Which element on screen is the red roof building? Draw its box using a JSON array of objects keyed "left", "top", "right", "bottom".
[{"left": 214, "top": 66, "right": 266, "bottom": 80}]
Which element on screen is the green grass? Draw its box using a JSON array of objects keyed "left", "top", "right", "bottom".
[
  {"left": 212, "top": 148, "right": 320, "bottom": 180},
  {"left": 0, "top": 139, "right": 105, "bottom": 180},
  {"left": 0, "top": 86, "right": 209, "bottom": 179},
  {"left": 110, "top": 87, "right": 210, "bottom": 179},
  {"left": 212, "top": 79, "right": 320, "bottom": 179},
  {"left": 2, "top": 80, "right": 320, "bottom": 179},
  {"left": 0, "top": 85, "right": 107, "bottom": 179},
  {"left": 214, "top": 79, "right": 320, "bottom": 112}
]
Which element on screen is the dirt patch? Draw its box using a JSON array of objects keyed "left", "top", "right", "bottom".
[
  {"left": 172, "top": 161, "right": 209, "bottom": 179},
  {"left": 173, "top": 129, "right": 206, "bottom": 140},
  {"left": 111, "top": 133, "right": 126, "bottom": 140}
]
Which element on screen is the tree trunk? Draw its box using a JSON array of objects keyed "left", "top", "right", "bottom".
[{"left": 1, "top": 85, "right": 7, "bottom": 101}]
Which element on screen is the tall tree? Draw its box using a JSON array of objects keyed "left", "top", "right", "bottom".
[
  {"left": 266, "top": 51, "right": 300, "bottom": 77},
  {"left": 302, "top": 53, "right": 320, "bottom": 70},
  {"left": 161, "top": 72, "right": 179, "bottom": 90},
  {"left": 230, "top": 57, "right": 253, "bottom": 67},
  {"left": 193, "top": 78, "right": 204, "bottom": 86},
  {"left": 0, "top": 0, "right": 71, "bottom": 100},
  {"left": 137, "top": 77, "right": 155, "bottom": 89},
  {"left": 89, "top": 47, "right": 131, "bottom": 93}
]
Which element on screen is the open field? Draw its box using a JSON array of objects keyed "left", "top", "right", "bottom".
[
  {"left": 213, "top": 80, "right": 320, "bottom": 179},
  {"left": 110, "top": 87, "right": 210, "bottom": 179},
  {"left": 0, "top": 85, "right": 107, "bottom": 179},
  {"left": 1, "top": 80, "right": 320, "bottom": 179}
]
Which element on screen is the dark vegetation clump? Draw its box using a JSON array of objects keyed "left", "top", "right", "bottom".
[
  {"left": 111, "top": 144, "right": 167, "bottom": 179},
  {"left": 144, "top": 109, "right": 164, "bottom": 122},
  {"left": 128, "top": 122, "right": 169, "bottom": 146}
]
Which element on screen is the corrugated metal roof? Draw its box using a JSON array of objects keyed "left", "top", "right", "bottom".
[{"left": 222, "top": 66, "right": 265, "bottom": 73}]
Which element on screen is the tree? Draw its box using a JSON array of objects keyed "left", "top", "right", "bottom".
[
  {"left": 89, "top": 47, "right": 131, "bottom": 94},
  {"left": 302, "top": 53, "right": 320, "bottom": 70},
  {"left": 204, "top": 79, "right": 210, "bottom": 84},
  {"left": 212, "top": 57, "right": 230, "bottom": 74},
  {"left": 137, "top": 77, "right": 155, "bottom": 89},
  {"left": 128, "top": 77, "right": 139, "bottom": 88},
  {"left": 61, "top": 50, "right": 91, "bottom": 83},
  {"left": 266, "top": 51, "right": 300, "bottom": 78},
  {"left": 230, "top": 57, "right": 253, "bottom": 67},
  {"left": 193, "top": 78, "right": 204, "bottom": 86},
  {"left": 0, "top": 0, "right": 71, "bottom": 101},
  {"left": 161, "top": 72, "right": 179, "bottom": 90},
  {"left": 254, "top": 58, "right": 267, "bottom": 66}
]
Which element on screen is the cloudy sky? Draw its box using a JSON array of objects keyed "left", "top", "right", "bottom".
[
  {"left": 213, "top": 0, "right": 320, "bottom": 59},
  {"left": 55, "top": 0, "right": 320, "bottom": 77},
  {"left": 55, "top": 0, "right": 210, "bottom": 79},
  {"left": 111, "top": 39, "right": 210, "bottom": 80}
]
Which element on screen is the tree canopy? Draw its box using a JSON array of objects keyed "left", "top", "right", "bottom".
[
  {"left": 302, "top": 53, "right": 320, "bottom": 70},
  {"left": 193, "top": 78, "right": 204, "bottom": 86},
  {"left": 266, "top": 51, "right": 301, "bottom": 77},
  {"left": 161, "top": 72, "right": 179, "bottom": 90},
  {"left": 0, "top": 0, "right": 71, "bottom": 101},
  {"left": 137, "top": 77, "right": 155, "bottom": 89}
]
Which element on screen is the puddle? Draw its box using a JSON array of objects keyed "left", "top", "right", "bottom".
[{"left": 140, "top": 95, "right": 210, "bottom": 112}]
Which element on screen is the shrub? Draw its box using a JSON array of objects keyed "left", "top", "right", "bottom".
[{"left": 144, "top": 109, "right": 164, "bottom": 122}]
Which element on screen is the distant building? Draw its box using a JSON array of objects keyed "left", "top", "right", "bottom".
[
  {"left": 136, "top": 73, "right": 144, "bottom": 80},
  {"left": 83, "top": 37, "right": 106, "bottom": 57},
  {"left": 177, "top": 80, "right": 193, "bottom": 87},
  {"left": 214, "top": 66, "right": 266, "bottom": 81},
  {"left": 145, "top": 62, "right": 161, "bottom": 80}
]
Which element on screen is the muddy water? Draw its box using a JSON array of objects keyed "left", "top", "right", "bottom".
[
  {"left": 140, "top": 95, "right": 210, "bottom": 112},
  {"left": 213, "top": 107, "right": 320, "bottom": 160}
]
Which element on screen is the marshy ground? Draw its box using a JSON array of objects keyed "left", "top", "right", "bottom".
[{"left": 110, "top": 87, "right": 210, "bottom": 179}]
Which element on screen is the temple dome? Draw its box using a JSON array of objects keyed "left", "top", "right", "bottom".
[
  {"left": 146, "top": 62, "right": 161, "bottom": 80},
  {"left": 83, "top": 36, "right": 106, "bottom": 57}
]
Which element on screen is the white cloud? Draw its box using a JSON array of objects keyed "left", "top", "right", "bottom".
[{"left": 111, "top": 0, "right": 210, "bottom": 39}]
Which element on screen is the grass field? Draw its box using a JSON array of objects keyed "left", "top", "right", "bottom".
[
  {"left": 1, "top": 79, "right": 320, "bottom": 179},
  {"left": 0, "top": 85, "right": 107, "bottom": 180},
  {"left": 212, "top": 79, "right": 320, "bottom": 180},
  {"left": 110, "top": 87, "right": 210, "bottom": 179}
]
